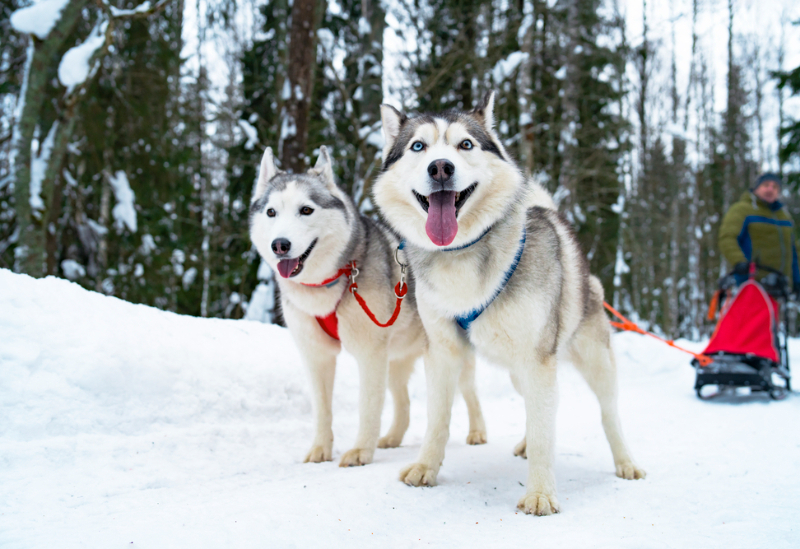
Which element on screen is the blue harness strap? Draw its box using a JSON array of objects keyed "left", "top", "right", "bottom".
[
  {"left": 397, "top": 225, "right": 492, "bottom": 253},
  {"left": 454, "top": 227, "right": 527, "bottom": 332},
  {"left": 442, "top": 226, "right": 492, "bottom": 251}
]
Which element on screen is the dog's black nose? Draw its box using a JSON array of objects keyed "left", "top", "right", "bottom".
[
  {"left": 271, "top": 238, "right": 291, "bottom": 256},
  {"left": 427, "top": 159, "right": 455, "bottom": 184}
]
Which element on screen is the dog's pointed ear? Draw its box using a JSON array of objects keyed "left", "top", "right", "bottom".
[
  {"left": 252, "top": 146, "right": 278, "bottom": 203},
  {"left": 472, "top": 91, "right": 496, "bottom": 132},
  {"left": 380, "top": 104, "right": 406, "bottom": 157},
  {"left": 309, "top": 145, "right": 336, "bottom": 189}
]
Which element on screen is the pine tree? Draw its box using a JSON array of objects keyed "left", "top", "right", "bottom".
[
  {"left": 222, "top": 0, "right": 290, "bottom": 321},
  {"left": 776, "top": 22, "right": 800, "bottom": 191},
  {"left": 559, "top": 0, "right": 630, "bottom": 298}
]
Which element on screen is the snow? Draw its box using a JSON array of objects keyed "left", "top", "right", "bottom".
[
  {"left": 9, "top": 0, "right": 71, "bottom": 40},
  {"left": 108, "top": 1, "right": 154, "bottom": 18},
  {"left": 60, "top": 259, "right": 85, "bottom": 280},
  {"left": 108, "top": 170, "right": 137, "bottom": 233},
  {"left": 492, "top": 52, "right": 528, "bottom": 85},
  {"left": 237, "top": 119, "right": 258, "bottom": 150},
  {"left": 29, "top": 121, "right": 58, "bottom": 214},
  {"left": 358, "top": 16, "right": 372, "bottom": 37},
  {"left": 58, "top": 19, "right": 108, "bottom": 94},
  {"left": 244, "top": 259, "right": 275, "bottom": 323},
  {"left": 0, "top": 268, "right": 798, "bottom": 547}
]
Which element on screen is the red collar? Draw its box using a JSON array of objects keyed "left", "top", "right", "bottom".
[{"left": 300, "top": 262, "right": 355, "bottom": 288}]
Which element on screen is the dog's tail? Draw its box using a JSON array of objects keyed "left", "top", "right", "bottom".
[{"left": 525, "top": 172, "right": 557, "bottom": 211}]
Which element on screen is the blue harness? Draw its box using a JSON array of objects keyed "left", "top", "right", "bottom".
[
  {"left": 398, "top": 225, "right": 527, "bottom": 332},
  {"left": 454, "top": 227, "right": 526, "bottom": 331}
]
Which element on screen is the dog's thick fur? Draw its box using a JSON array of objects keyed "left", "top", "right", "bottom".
[
  {"left": 372, "top": 93, "right": 645, "bottom": 514},
  {"left": 250, "top": 147, "right": 487, "bottom": 467}
]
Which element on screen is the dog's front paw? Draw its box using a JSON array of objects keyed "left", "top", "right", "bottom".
[
  {"left": 615, "top": 460, "right": 646, "bottom": 480},
  {"left": 513, "top": 438, "right": 526, "bottom": 458},
  {"left": 517, "top": 491, "right": 560, "bottom": 516},
  {"left": 339, "top": 448, "right": 374, "bottom": 467},
  {"left": 399, "top": 463, "right": 438, "bottom": 487},
  {"left": 466, "top": 430, "right": 487, "bottom": 445},
  {"left": 304, "top": 445, "right": 332, "bottom": 463}
]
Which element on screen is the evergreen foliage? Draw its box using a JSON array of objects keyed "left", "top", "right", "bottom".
[{"left": 0, "top": 0, "right": 793, "bottom": 340}]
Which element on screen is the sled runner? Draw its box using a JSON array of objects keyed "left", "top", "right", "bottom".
[{"left": 694, "top": 264, "right": 793, "bottom": 400}]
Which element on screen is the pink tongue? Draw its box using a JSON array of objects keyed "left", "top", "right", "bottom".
[
  {"left": 425, "top": 191, "right": 458, "bottom": 246},
  {"left": 277, "top": 258, "right": 300, "bottom": 278}
]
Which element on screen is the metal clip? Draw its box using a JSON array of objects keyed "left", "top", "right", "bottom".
[
  {"left": 348, "top": 262, "right": 360, "bottom": 292},
  {"left": 394, "top": 245, "right": 407, "bottom": 269}
]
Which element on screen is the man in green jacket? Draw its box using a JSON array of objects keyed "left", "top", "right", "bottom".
[{"left": 718, "top": 172, "right": 800, "bottom": 292}]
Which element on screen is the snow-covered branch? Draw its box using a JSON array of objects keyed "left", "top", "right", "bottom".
[{"left": 99, "top": 0, "right": 171, "bottom": 20}]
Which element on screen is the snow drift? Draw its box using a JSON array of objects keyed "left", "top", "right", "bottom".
[{"left": 0, "top": 269, "right": 798, "bottom": 548}]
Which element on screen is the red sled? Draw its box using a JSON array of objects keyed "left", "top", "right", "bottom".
[{"left": 695, "top": 268, "right": 792, "bottom": 400}]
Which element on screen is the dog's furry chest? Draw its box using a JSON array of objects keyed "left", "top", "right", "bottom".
[
  {"left": 279, "top": 280, "right": 348, "bottom": 317},
  {"left": 409, "top": 223, "right": 524, "bottom": 319}
]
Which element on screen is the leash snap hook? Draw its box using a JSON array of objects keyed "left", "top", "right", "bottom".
[{"left": 395, "top": 245, "right": 407, "bottom": 269}]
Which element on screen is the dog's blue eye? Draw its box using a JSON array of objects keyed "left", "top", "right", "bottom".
[
  {"left": 411, "top": 141, "right": 425, "bottom": 152},
  {"left": 460, "top": 140, "right": 473, "bottom": 150}
]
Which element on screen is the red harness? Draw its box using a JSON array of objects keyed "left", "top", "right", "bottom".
[{"left": 300, "top": 260, "right": 407, "bottom": 341}]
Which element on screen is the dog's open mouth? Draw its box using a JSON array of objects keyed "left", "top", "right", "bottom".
[
  {"left": 413, "top": 182, "right": 477, "bottom": 217},
  {"left": 277, "top": 239, "right": 317, "bottom": 278},
  {"left": 413, "top": 183, "right": 478, "bottom": 247}
]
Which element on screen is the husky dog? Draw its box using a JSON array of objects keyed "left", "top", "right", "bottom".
[
  {"left": 372, "top": 93, "right": 645, "bottom": 515},
  {"left": 249, "top": 146, "right": 487, "bottom": 467}
]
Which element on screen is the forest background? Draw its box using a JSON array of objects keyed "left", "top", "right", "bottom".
[{"left": 1, "top": 0, "right": 799, "bottom": 340}]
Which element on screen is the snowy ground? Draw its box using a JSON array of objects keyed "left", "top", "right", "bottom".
[{"left": 1, "top": 269, "right": 798, "bottom": 548}]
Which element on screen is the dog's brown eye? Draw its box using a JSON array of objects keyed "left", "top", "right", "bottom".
[
  {"left": 300, "top": 206, "right": 314, "bottom": 216},
  {"left": 266, "top": 208, "right": 276, "bottom": 217},
  {"left": 460, "top": 139, "right": 473, "bottom": 150}
]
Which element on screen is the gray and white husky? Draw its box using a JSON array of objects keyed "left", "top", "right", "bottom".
[
  {"left": 249, "top": 146, "right": 487, "bottom": 467},
  {"left": 372, "top": 93, "right": 645, "bottom": 515}
]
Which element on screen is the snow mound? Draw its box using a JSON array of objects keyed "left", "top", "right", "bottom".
[{"left": 0, "top": 270, "right": 308, "bottom": 442}]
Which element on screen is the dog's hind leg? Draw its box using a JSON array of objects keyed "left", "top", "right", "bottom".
[
  {"left": 514, "top": 354, "right": 561, "bottom": 516},
  {"left": 378, "top": 355, "right": 415, "bottom": 449},
  {"left": 459, "top": 351, "right": 487, "bottom": 445},
  {"left": 509, "top": 373, "right": 527, "bottom": 458},
  {"left": 568, "top": 315, "right": 646, "bottom": 481}
]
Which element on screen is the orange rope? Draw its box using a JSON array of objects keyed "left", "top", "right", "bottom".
[
  {"left": 603, "top": 302, "right": 713, "bottom": 367},
  {"left": 706, "top": 290, "right": 720, "bottom": 321}
]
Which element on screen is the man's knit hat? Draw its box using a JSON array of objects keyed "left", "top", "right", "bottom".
[{"left": 752, "top": 172, "right": 782, "bottom": 190}]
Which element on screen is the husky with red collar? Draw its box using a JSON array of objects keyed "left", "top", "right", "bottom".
[
  {"left": 249, "top": 146, "right": 487, "bottom": 467},
  {"left": 372, "top": 93, "right": 645, "bottom": 514}
]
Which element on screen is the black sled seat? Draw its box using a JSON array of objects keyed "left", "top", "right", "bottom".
[{"left": 694, "top": 267, "right": 792, "bottom": 400}]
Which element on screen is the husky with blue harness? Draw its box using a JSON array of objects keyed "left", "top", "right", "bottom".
[{"left": 373, "top": 92, "right": 646, "bottom": 516}]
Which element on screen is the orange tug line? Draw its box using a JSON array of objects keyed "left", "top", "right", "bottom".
[{"left": 603, "top": 302, "right": 712, "bottom": 367}]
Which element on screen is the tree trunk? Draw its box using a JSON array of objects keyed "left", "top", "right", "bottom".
[
  {"left": 518, "top": 0, "right": 535, "bottom": 176},
  {"left": 11, "top": 0, "right": 90, "bottom": 275},
  {"left": 281, "top": 0, "right": 320, "bottom": 173}
]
